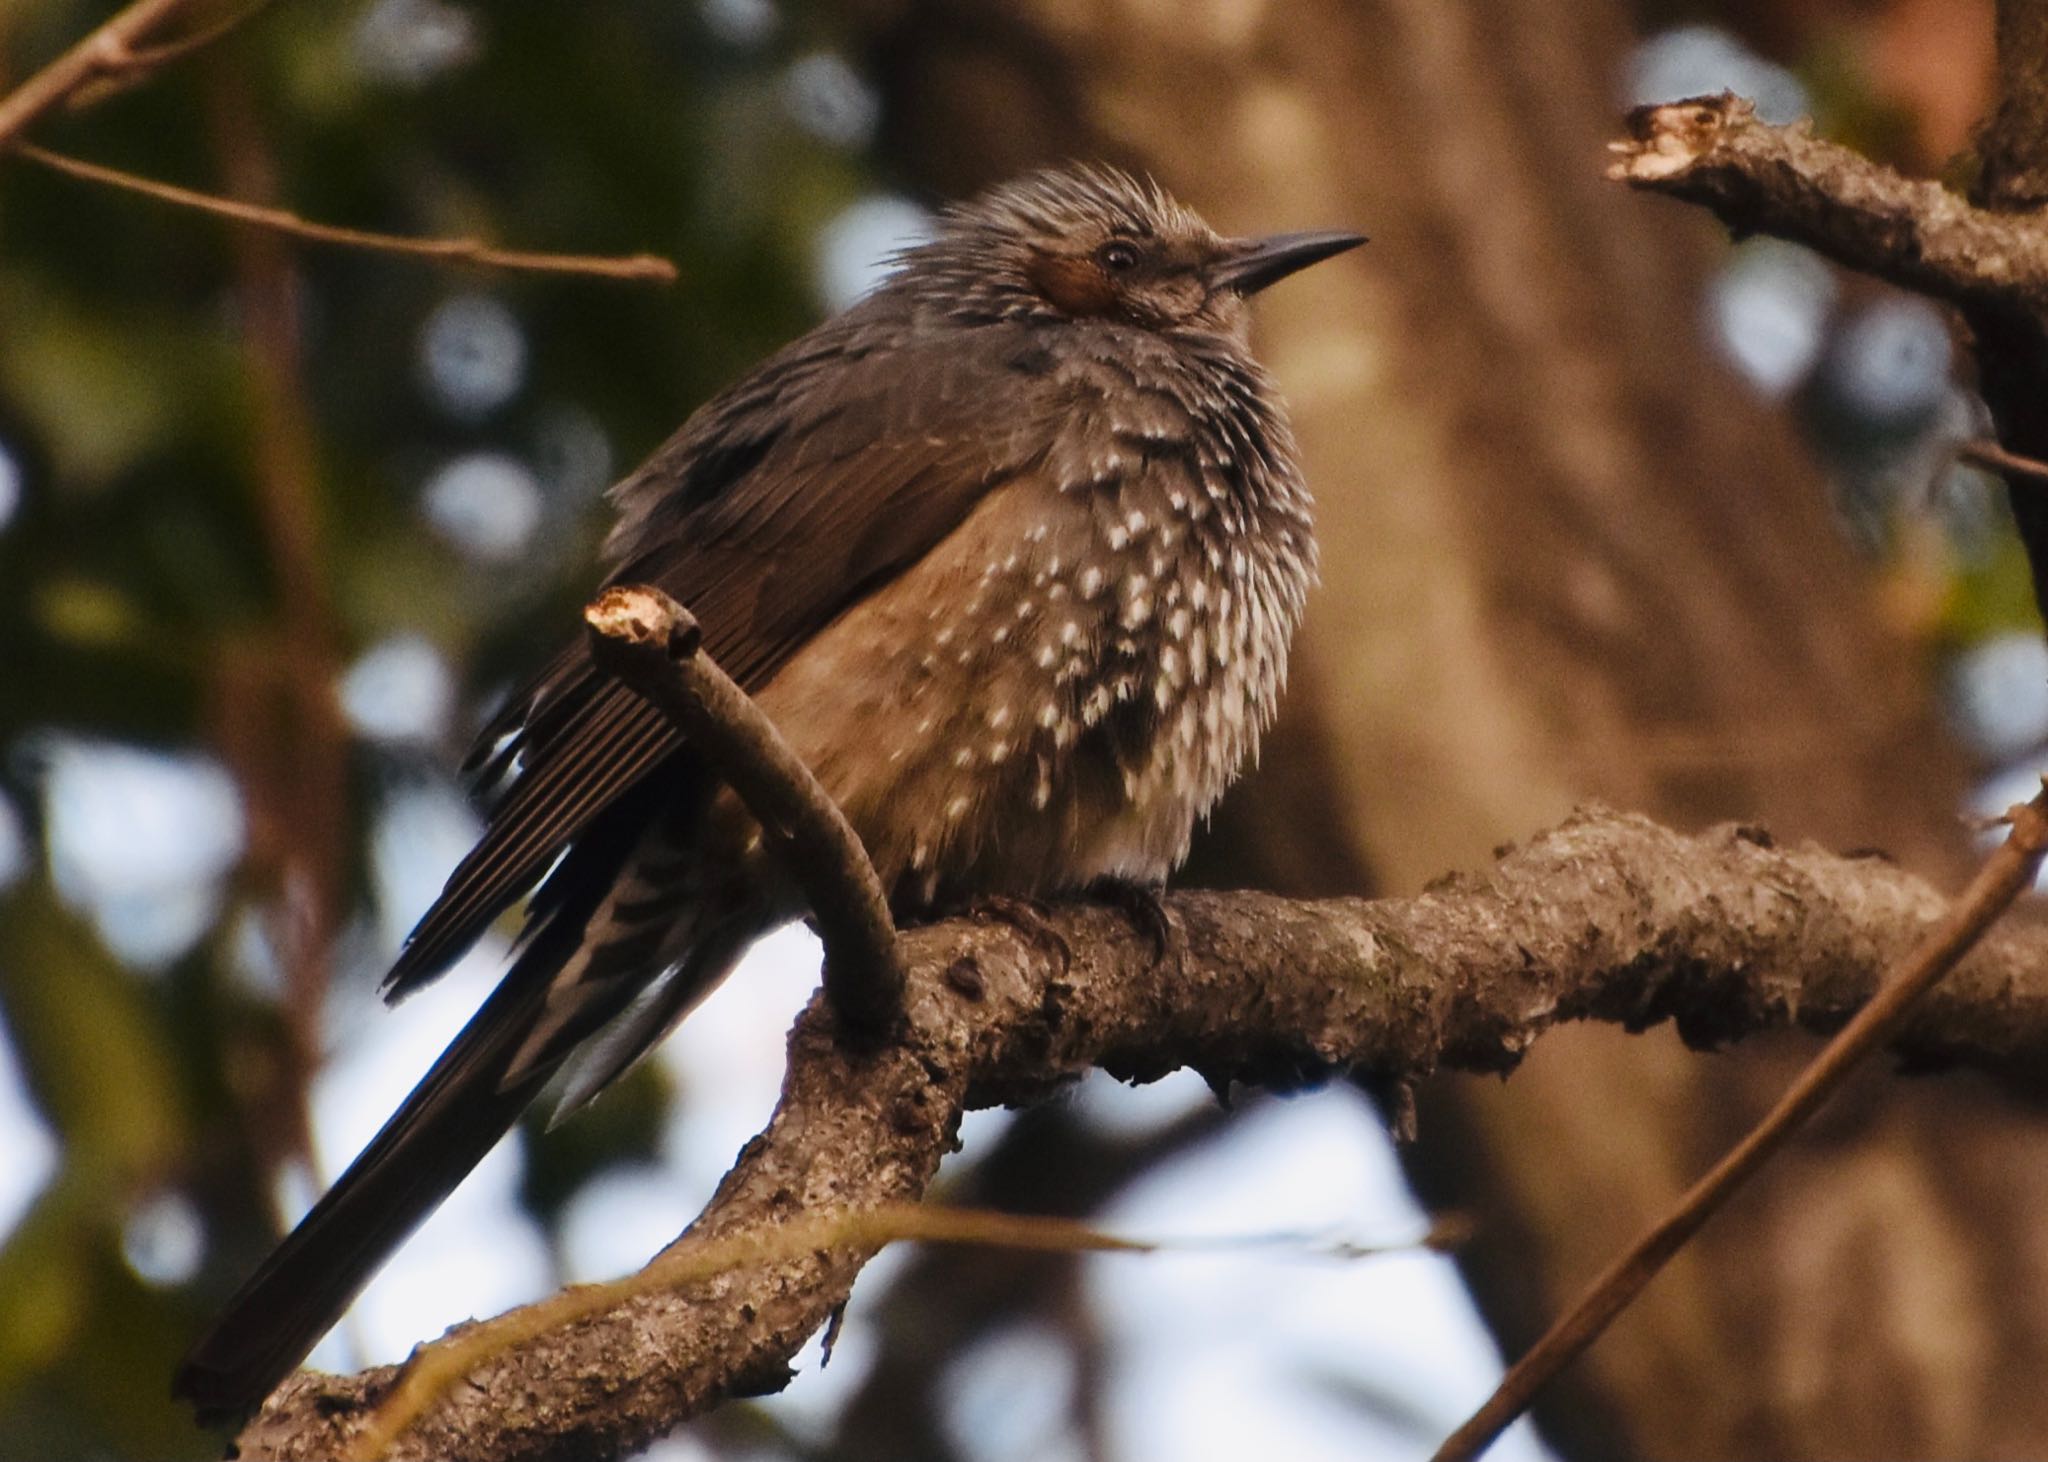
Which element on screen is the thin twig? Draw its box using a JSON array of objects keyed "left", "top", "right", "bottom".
[
  {"left": 63, "top": 0, "right": 279, "bottom": 112},
  {"left": 112, "top": 0, "right": 273, "bottom": 70},
  {"left": 0, "top": 0, "right": 197, "bottom": 148},
  {"left": 1431, "top": 785, "right": 2048, "bottom": 1462},
  {"left": 347, "top": 1202, "right": 1463, "bottom": 1460},
  {"left": 584, "top": 584, "right": 905, "bottom": 1038},
  {"left": 1958, "top": 437, "right": 2048, "bottom": 485},
  {"left": 9, "top": 141, "right": 679, "bottom": 283}
]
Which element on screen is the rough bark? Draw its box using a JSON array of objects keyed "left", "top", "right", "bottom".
[
  {"left": 237, "top": 809, "right": 2048, "bottom": 1462},
  {"left": 840, "top": 2, "right": 2039, "bottom": 1458}
]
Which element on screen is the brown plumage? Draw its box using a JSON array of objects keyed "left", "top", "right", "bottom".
[{"left": 173, "top": 164, "right": 1362, "bottom": 1423}]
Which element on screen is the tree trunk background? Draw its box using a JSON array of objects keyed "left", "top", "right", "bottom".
[{"left": 840, "top": 1, "right": 2048, "bottom": 1456}]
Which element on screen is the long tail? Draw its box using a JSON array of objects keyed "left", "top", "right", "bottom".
[
  {"left": 172, "top": 971, "right": 554, "bottom": 1423},
  {"left": 173, "top": 780, "right": 681, "bottom": 1424}
]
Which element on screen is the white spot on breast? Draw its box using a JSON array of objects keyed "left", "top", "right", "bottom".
[
  {"left": 988, "top": 704, "right": 1012, "bottom": 730},
  {"left": 945, "top": 794, "right": 970, "bottom": 821},
  {"left": 1079, "top": 566, "right": 1106, "bottom": 599}
]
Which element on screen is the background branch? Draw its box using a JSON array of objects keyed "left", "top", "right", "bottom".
[
  {"left": 0, "top": 0, "right": 198, "bottom": 147},
  {"left": 231, "top": 808, "right": 2048, "bottom": 1461},
  {"left": 10, "top": 141, "right": 678, "bottom": 283}
]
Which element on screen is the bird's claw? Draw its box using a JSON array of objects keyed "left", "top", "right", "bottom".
[
  {"left": 971, "top": 894, "right": 1073, "bottom": 971},
  {"left": 1085, "top": 877, "right": 1181, "bottom": 969}
]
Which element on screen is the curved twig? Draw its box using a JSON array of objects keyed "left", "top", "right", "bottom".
[
  {"left": 11, "top": 143, "right": 678, "bottom": 283},
  {"left": 584, "top": 585, "right": 905, "bottom": 1037}
]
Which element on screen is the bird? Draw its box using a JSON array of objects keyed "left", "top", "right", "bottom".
[{"left": 173, "top": 162, "right": 1363, "bottom": 1423}]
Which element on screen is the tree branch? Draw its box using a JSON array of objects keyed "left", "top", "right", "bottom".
[
  {"left": 231, "top": 808, "right": 2048, "bottom": 1461},
  {"left": 0, "top": 0, "right": 198, "bottom": 148},
  {"left": 583, "top": 585, "right": 904, "bottom": 1038},
  {"left": 1606, "top": 93, "right": 2048, "bottom": 325},
  {"left": 1604, "top": 85, "right": 2048, "bottom": 622},
  {"left": 9, "top": 142, "right": 679, "bottom": 284},
  {"left": 1434, "top": 788, "right": 2048, "bottom": 1462}
]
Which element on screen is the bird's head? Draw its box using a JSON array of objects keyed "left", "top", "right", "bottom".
[{"left": 903, "top": 164, "right": 1364, "bottom": 337}]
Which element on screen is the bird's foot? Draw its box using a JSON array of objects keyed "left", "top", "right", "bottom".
[
  {"left": 970, "top": 894, "right": 1073, "bottom": 972},
  {"left": 1084, "top": 877, "right": 1181, "bottom": 969}
]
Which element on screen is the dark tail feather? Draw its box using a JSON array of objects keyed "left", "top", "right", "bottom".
[
  {"left": 173, "top": 785, "right": 666, "bottom": 1425},
  {"left": 171, "top": 976, "right": 550, "bottom": 1424}
]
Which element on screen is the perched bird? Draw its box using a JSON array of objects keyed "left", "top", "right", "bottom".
[{"left": 174, "top": 163, "right": 1362, "bottom": 1422}]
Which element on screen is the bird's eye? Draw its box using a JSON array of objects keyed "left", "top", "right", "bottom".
[{"left": 1096, "top": 240, "right": 1141, "bottom": 273}]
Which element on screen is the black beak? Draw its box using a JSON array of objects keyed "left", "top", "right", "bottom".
[{"left": 1210, "top": 229, "right": 1367, "bottom": 295}]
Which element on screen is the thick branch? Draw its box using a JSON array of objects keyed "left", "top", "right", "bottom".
[
  {"left": 584, "top": 585, "right": 905, "bottom": 1038},
  {"left": 1607, "top": 93, "right": 2048, "bottom": 325},
  {"left": 235, "top": 809, "right": 2048, "bottom": 1462}
]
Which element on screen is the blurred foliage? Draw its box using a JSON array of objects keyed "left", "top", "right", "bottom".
[{"left": 0, "top": 2, "right": 870, "bottom": 1455}]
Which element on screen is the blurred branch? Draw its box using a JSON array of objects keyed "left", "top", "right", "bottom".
[
  {"left": 1981, "top": 0, "right": 2048, "bottom": 210},
  {"left": 64, "top": 0, "right": 277, "bottom": 110},
  {"left": 1433, "top": 788, "right": 2048, "bottom": 1462},
  {"left": 585, "top": 585, "right": 904, "bottom": 1039},
  {"left": 10, "top": 141, "right": 680, "bottom": 283},
  {"left": 231, "top": 807, "right": 2048, "bottom": 1462},
  {"left": 351, "top": 1203, "right": 1468, "bottom": 1460},
  {"left": 1959, "top": 438, "right": 2048, "bottom": 484},
  {"left": 0, "top": 0, "right": 198, "bottom": 147},
  {"left": 201, "top": 73, "right": 345, "bottom": 1176},
  {"left": 1607, "top": 93, "right": 2048, "bottom": 323}
]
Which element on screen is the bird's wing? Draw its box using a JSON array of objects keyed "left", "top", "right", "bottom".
[{"left": 383, "top": 312, "right": 1059, "bottom": 996}]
